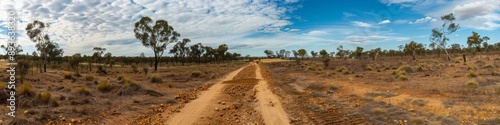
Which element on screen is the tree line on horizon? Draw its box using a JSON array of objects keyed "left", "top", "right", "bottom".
[{"left": 263, "top": 13, "right": 500, "bottom": 61}]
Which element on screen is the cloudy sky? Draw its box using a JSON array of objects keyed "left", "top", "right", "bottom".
[{"left": 1, "top": 0, "right": 499, "bottom": 57}]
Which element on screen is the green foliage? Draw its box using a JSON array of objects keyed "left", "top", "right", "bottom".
[{"left": 97, "top": 80, "right": 111, "bottom": 92}]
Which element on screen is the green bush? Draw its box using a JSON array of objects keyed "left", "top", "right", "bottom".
[
  {"left": 97, "top": 80, "right": 111, "bottom": 92},
  {"left": 18, "top": 83, "right": 36, "bottom": 97}
]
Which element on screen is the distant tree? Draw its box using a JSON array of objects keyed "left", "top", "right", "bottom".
[
  {"left": 26, "top": 20, "right": 52, "bottom": 72},
  {"left": 353, "top": 46, "right": 364, "bottom": 59},
  {"left": 190, "top": 43, "right": 205, "bottom": 64},
  {"left": 104, "top": 52, "right": 112, "bottom": 64},
  {"left": 449, "top": 44, "right": 461, "bottom": 53},
  {"left": 336, "top": 45, "right": 346, "bottom": 59},
  {"left": 1, "top": 44, "right": 23, "bottom": 59},
  {"left": 17, "top": 60, "right": 30, "bottom": 84},
  {"left": 217, "top": 44, "right": 228, "bottom": 62},
  {"left": 69, "top": 53, "right": 82, "bottom": 74},
  {"left": 170, "top": 38, "right": 191, "bottom": 66},
  {"left": 310, "top": 51, "right": 318, "bottom": 59},
  {"left": 264, "top": 50, "right": 274, "bottom": 58},
  {"left": 319, "top": 49, "right": 328, "bottom": 58},
  {"left": 203, "top": 46, "right": 215, "bottom": 63},
  {"left": 467, "top": 31, "right": 483, "bottom": 55},
  {"left": 482, "top": 36, "right": 490, "bottom": 52},
  {"left": 134, "top": 16, "right": 179, "bottom": 71},
  {"left": 277, "top": 49, "right": 286, "bottom": 59},
  {"left": 329, "top": 51, "right": 335, "bottom": 58},
  {"left": 298, "top": 49, "right": 306, "bottom": 60},
  {"left": 429, "top": 13, "right": 459, "bottom": 61},
  {"left": 404, "top": 41, "right": 423, "bottom": 60},
  {"left": 370, "top": 47, "right": 382, "bottom": 61},
  {"left": 92, "top": 47, "right": 106, "bottom": 63}
]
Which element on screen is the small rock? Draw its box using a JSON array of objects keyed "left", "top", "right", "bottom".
[
  {"left": 215, "top": 108, "right": 220, "bottom": 111},
  {"left": 0, "top": 120, "right": 3, "bottom": 124},
  {"left": 71, "top": 119, "right": 76, "bottom": 123}
]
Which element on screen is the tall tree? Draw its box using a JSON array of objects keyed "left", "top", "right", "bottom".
[
  {"left": 134, "top": 17, "right": 179, "bottom": 71},
  {"left": 1, "top": 44, "right": 23, "bottom": 59},
  {"left": 482, "top": 36, "right": 490, "bottom": 52},
  {"left": 26, "top": 20, "right": 52, "bottom": 72},
  {"left": 429, "top": 13, "right": 459, "bottom": 61},
  {"left": 170, "top": 38, "right": 191, "bottom": 66},
  {"left": 104, "top": 52, "right": 112, "bottom": 64}
]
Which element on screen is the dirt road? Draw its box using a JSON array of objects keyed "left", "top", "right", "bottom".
[
  {"left": 164, "top": 64, "right": 248, "bottom": 125},
  {"left": 254, "top": 64, "right": 290, "bottom": 125},
  {"left": 165, "top": 63, "right": 289, "bottom": 125}
]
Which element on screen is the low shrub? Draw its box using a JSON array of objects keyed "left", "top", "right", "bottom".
[
  {"left": 149, "top": 74, "right": 163, "bottom": 83},
  {"left": 116, "top": 81, "right": 141, "bottom": 96},
  {"left": 18, "top": 83, "right": 36, "bottom": 97},
  {"left": 97, "top": 80, "right": 111, "bottom": 92},
  {"left": 465, "top": 80, "right": 478, "bottom": 89},
  {"left": 397, "top": 75, "right": 408, "bottom": 81},
  {"left": 76, "top": 87, "right": 91, "bottom": 96},
  {"left": 85, "top": 75, "right": 96, "bottom": 81},
  {"left": 397, "top": 65, "right": 414, "bottom": 73},
  {"left": 36, "top": 91, "right": 52, "bottom": 104},
  {"left": 191, "top": 71, "right": 206, "bottom": 78},
  {"left": 411, "top": 98, "right": 428, "bottom": 106},
  {"left": 63, "top": 72, "right": 73, "bottom": 79},
  {"left": 467, "top": 71, "right": 478, "bottom": 78}
]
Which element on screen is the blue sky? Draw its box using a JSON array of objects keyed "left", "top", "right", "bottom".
[{"left": 1, "top": 0, "right": 499, "bottom": 57}]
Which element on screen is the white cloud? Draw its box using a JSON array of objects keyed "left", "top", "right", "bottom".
[
  {"left": 393, "top": 20, "right": 408, "bottom": 24},
  {"left": 409, "top": 16, "right": 437, "bottom": 24},
  {"left": 343, "top": 12, "right": 356, "bottom": 18},
  {"left": 289, "top": 29, "right": 300, "bottom": 32},
  {"left": 378, "top": 20, "right": 391, "bottom": 24},
  {"left": 352, "top": 21, "right": 371, "bottom": 27},
  {"left": 379, "top": 0, "right": 418, "bottom": 5},
  {"left": 452, "top": 1, "right": 500, "bottom": 20},
  {"left": 304, "top": 30, "right": 328, "bottom": 36},
  {"left": 0, "top": 0, "right": 296, "bottom": 56}
]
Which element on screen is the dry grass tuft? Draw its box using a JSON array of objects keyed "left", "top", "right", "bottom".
[
  {"left": 18, "top": 82, "right": 36, "bottom": 97},
  {"left": 76, "top": 87, "right": 91, "bottom": 96},
  {"left": 467, "top": 71, "right": 478, "bottom": 78},
  {"left": 63, "top": 72, "right": 73, "bottom": 79},
  {"left": 397, "top": 65, "right": 414, "bottom": 73},
  {"left": 149, "top": 74, "right": 163, "bottom": 83},
  {"left": 85, "top": 75, "right": 96, "bottom": 81},
  {"left": 464, "top": 80, "right": 478, "bottom": 89},
  {"left": 97, "top": 80, "right": 111, "bottom": 92},
  {"left": 116, "top": 80, "right": 141, "bottom": 96},
  {"left": 191, "top": 71, "right": 206, "bottom": 78}
]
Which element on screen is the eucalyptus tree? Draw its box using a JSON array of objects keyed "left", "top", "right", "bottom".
[
  {"left": 319, "top": 49, "right": 328, "bottom": 58},
  {"left": 264, "top": 50, "right": 274, "bottom": 58},
  {"left": 190, "top": 43, "right": 205, "bottom": 64},
  {"left": 134, "top": 16, "right": 179, "bottom": 71},
  {"left": 26, "top": 20, "right": 52, "bottom": 72},
  {"left": 298, "top": 49, "right": 306, "bottom": 60},
  {"left": 404, "top": 41, "right": 423, "bottom": 60},
  {"left": 217, "top": 44, "right": 228, "bottom": 62},
  {"left": 429, "top": 13, "right": 460, "bottom": 60},
  {"left": 170, "top": 38, "right": 191, "bottom": 66}
]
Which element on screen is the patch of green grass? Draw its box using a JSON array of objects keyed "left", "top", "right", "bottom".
[{"left": 97, "top": 80, "right": 111, "bottom": 92}]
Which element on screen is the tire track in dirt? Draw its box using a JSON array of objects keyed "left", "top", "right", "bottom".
[
  {"left": 164, "top": 64, "right": 250, "bottom": 125},
  {"left": 254, "top": 64, "right": 290, "bottom": 125}
]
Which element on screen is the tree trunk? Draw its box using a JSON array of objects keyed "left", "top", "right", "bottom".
[
  {"left": 43, "top": 55, "right": 47, "bottom": 73},
  {"left": 154, "top": 54, "right": 158, "bottom": 71}
]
